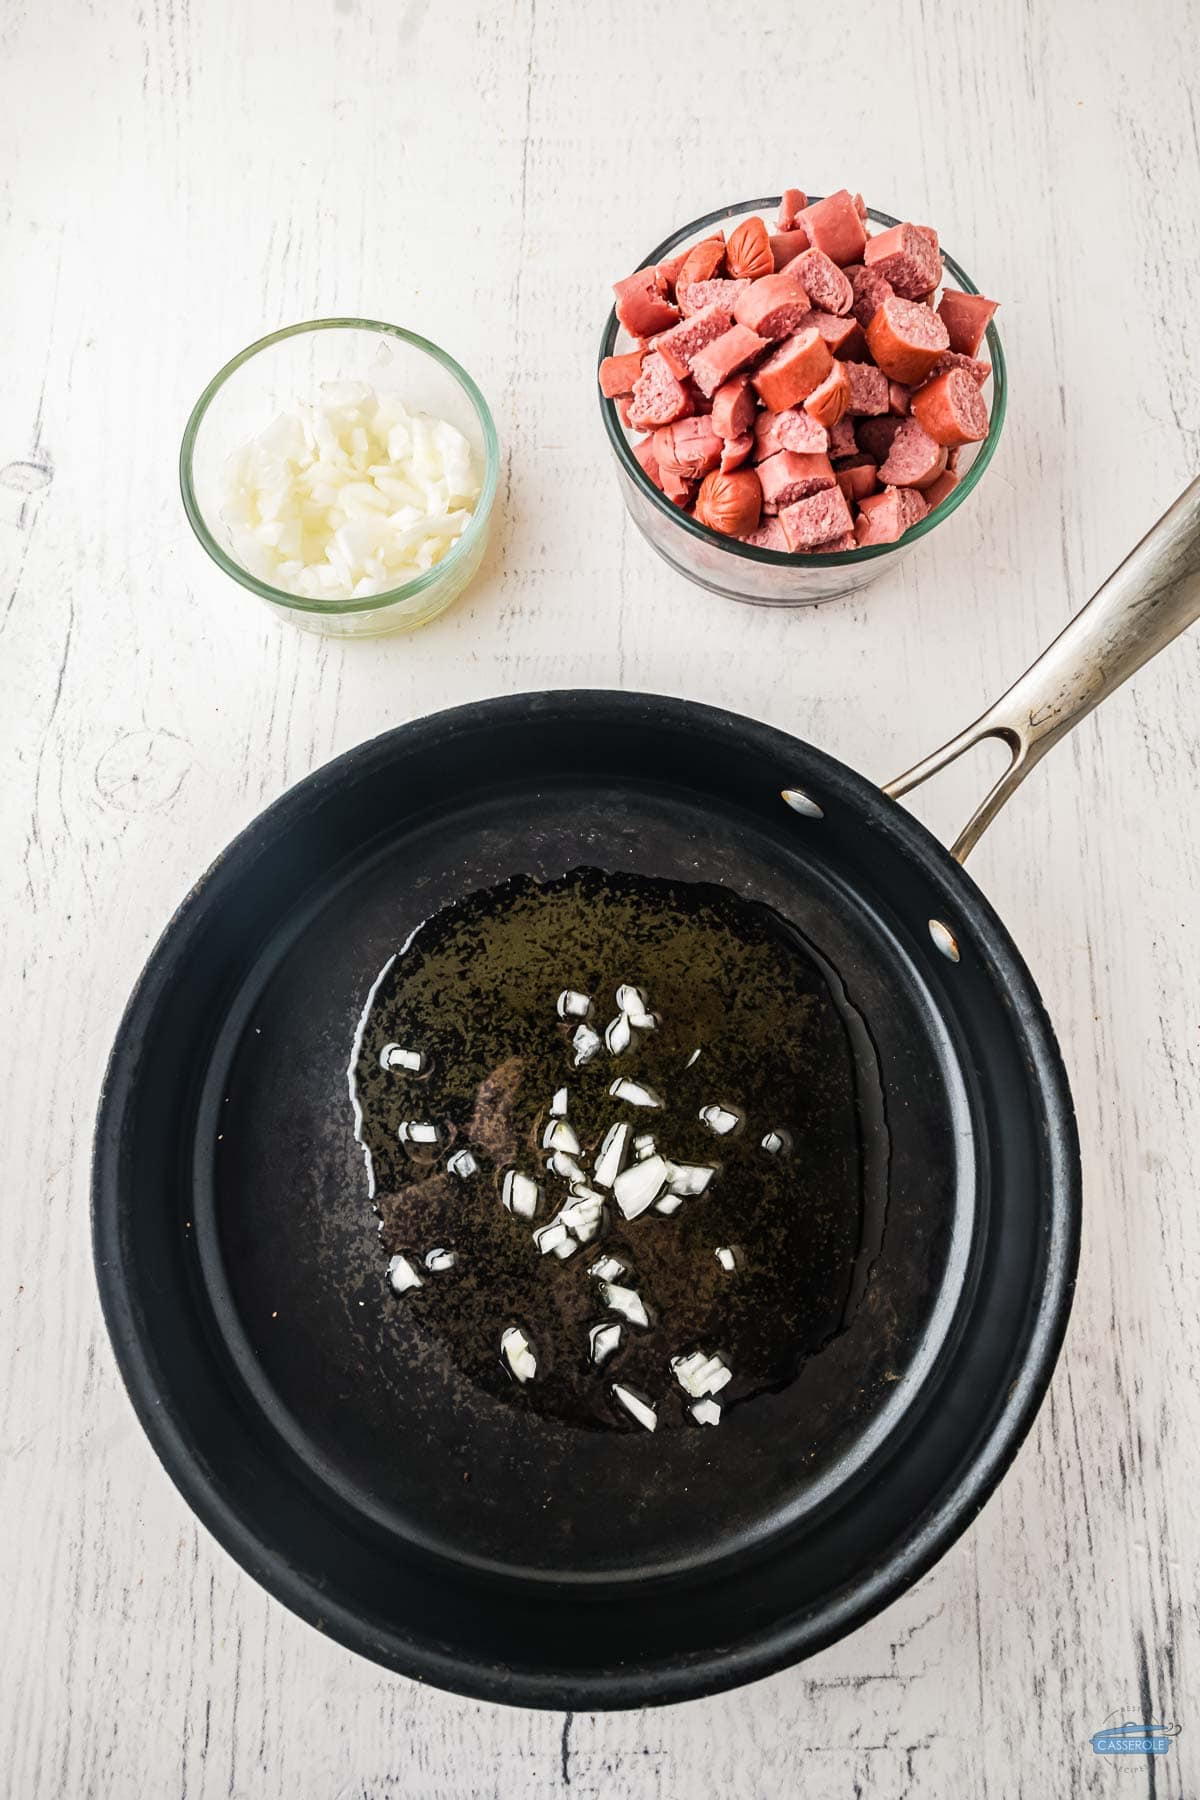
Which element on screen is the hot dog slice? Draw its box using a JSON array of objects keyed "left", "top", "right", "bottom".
[
  {"left": 854, "top": 484, "right": 929, "bottom": 545},
  {"left": 614, "top": 267, "right": 680, "bottom": 337},
  {"left": 678, "top": 278, "right": 750, "bottom": 318},
  {"left": 798, "top": 190, "right": 867, "bottom": 266},
  {"left": 803, "top": 360, "right": 851, "bottom": 429},
  {"left": 779, "top": 483, "right": 855, "bottom": 550},
  {"left": 843, "top": 361, "right": 889, "bottom": 416},
  {"left": 865, "top": 296, "right": 949, "bottom": 383},
  {"left": 756, "top": 450, "right": 836, "bottom": 512},
  {"left": 911, "top": 368, "right": 989, "bottom": 447},
  {"left": 689, "top": 324, "right": 771, "bottom": 398},
  {"left": 627, "top": 351, "right": 693, "bottom": 430},
  {"left": 711, "top": 374, "right": 758, "bottom": 440},
  {"left": 936, "top": 288, "right": 999, "bottom": 356},
  {"left": 599, "top": 351, "right": 645, "bottom": 398},
  {"left": 652, "top": 301, "right": 737, "bottom": 379},
  {"left": 751, "top": 328, "right": 833, "bottom": 410},
  {"left": 879, "top": 417, "right": 948, "bottom": 488},
  {"left": 753, "top": 406, "right": 830, "bottom": 458},
  {"left": 787, "top": 248, "right": 854, "bottom": 316},
  {"left": 733, "top": 273, "right": 812, "bottom": 340},
  {"left": 864, "top": 223, "right": 942, "bottom": 299}
]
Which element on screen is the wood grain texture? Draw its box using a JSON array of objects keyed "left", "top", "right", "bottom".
[{"left": 2, "top": 0, "right": 1198, "bottom": 1793}]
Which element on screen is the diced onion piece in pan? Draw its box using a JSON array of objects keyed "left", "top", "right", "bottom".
[
  {"left": 501, "top": 1325, "right": 537, "bottom": 1382},
  {"left": 612, "top": 1384, "right": 657, "bottom": 1431},
  {"left": 387, "top": 1254, "right": 423, "bottom": 1293}
]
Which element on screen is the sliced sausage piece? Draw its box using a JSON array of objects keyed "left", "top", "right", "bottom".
[
  {"left": 676, "top": 235, "right": 727, "bottom": 289},
  {"left": 694, "top": 467, "right": 762, "bottom": 536},
  {"left": 756, "top": 449, "right": 836, "bottom": 512},
  {"left": 733, "top": 273, "right": 812, "bottom": 340},
  {"left": 835, "top": 457, "right": 878, "bottom": 504},
  {"left": 632, "top": 435, "right": 663, "bottom": 491},
  {"left": 776, "top": 188, "right": 808, "bottom": 230},
  {"left": 778, "top": 483, "right": 855, "bottom": 550},
  {"left": 754, "top": 406, "right": 829, "bottom": 458},
  {"left": 911, "top": 368, "right": 989, "bottom": 447},
  {"left": 888, "top": 381, "right": 912, "bottom": 415},
  {"left": 798, "top": 189, "right": 867, "bottom": 266},
  {"left": 855, "top": 414, "right": 903, "bottom": 464},
  {"left": 678, "top": 278, "right": 750, "bottom": 318},
  {"left": 627, "top": 351, "right": 693, "bottom": 430},
  {"left": 864, "top": 222, "right": 942, "bottom": 299},
  {"left": 689, "top": 323, "right": 771, "bottom": 398},
  {"left": 796, "top": 307, "right": 861, "bottom": 356},
  {"left": 599, "top": 350, "right": 645, "bottom": 398},
  {"left": 921, "top": 468, "right": 960, "bottom": 511},
  {"left": 928, "top": 348, "right": 992, "bottom": 385},
  {"left": 843, "top": 361, "right": 889, "bottom": 416},
  {"left": 936, "top": 288, "right": 999, "bottom": 357},
  {"left": 740, "top": 515, "right": 790, "bottom": 551},
  {"left": 653, "top": 415, "right": 724, "bottom": 481},
  {"left": 711, "top": 374, "right": 758, "bottom": 441},
  {"left": 803, "top": 359, "right": 851, "bottom": 428},
  {"left": 725, "top": 217, "right": 774, "bottom": 280},
  {"left": 787, "top": 248, "right": 854, "bottom": 315},
  {"left": 651, "top": 301, "right": 737, "bottom": 379},
  {"left": 828, "top": 414, "right": 859, "bottom": 459},
  {"left": 854, "top": 484, "right": 929, "bottom": 546},
  {"left": 720, "top": 432, "right": 754, "bottom": 472},
  {"left": 879, "top": 417, "right": 948, "bottom": 489},
  {"left": 751, "top": 327, "right": 834, "bottom": 410},
  {"left": 614, "top": 267, "right": 680, "bottom": 338},
  {"left": 615, "top": 395, "right": 634, "bottom": 428},
  {"left": 865, "top": 296, "right": 949, "bottom": 384},
  {"left": 769, "top": 229, "right": 811, "bottom": 269},
  {"left": 654, "top": 247, "right": 692, "bottom": 297},
  {"left": 847, "top": 262, "right": 896, "bottom": 328}
]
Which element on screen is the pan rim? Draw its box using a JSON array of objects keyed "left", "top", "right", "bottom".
[{"left": 91, "top": 689, "right": 1081, "bottom": 1709}]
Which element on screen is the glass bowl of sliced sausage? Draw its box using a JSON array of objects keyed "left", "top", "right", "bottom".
[{"left": 597, "top": 191, "right": 1005, "bottom": 607}]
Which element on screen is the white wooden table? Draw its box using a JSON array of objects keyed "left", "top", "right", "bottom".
[{"left": 3, "top": 0, "right": 1198, "bottom": 1793}]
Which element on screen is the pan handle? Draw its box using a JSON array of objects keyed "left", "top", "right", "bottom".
[{"left": 884, "top": 474, "right": 1200, "bottom": 861}]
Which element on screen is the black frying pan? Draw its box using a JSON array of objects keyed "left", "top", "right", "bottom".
[{"left": 92, "top": 480, "right": 1200, "bottom": 1708}]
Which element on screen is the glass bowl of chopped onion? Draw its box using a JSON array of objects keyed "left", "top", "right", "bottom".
[{"left": 181, "top": 319, "right": 499, "bottom": 637}]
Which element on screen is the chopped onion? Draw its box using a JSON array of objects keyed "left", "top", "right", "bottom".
[
  {"left": 557, "top": 990, "right": 592, "bottom": 1019},
  {"left": 613, "top": 1154, "right": 669, "bottom": 1220},
  {"left": 387, "top": 1254, "right": 423, "bottom": 1293},
  {"left": 501, "top": 1325, "right": 537, "bottom": 1382},
  {"left": 612, "top": 1384, "right": 657, "bottom": 1431},
  {"left": 600, "top": 1281, "right": 650, "bottom": 1327},
  {"left": 589, "top": 1254, "right": 626, "bottom": 1282},
  {"left": 379, "top": 1044, "right": 424, "bottom": 1073},
  {"left": 604, "top": 1013, "right": 633, "bottom": 1055},
  {"left": 664, "top": 1160, "right": 715, "bottom": 1197},
  {"left": 691, "top": 1397, "right": 722, "bottom": 1426},
  {"left": 219, "top": 385, "right": 480, "bottom": 601},
  {"left": 568, "top": 1180, "right": 605, "bottom": 1204},
  {"left": 761, "top": 1129, "right": 791, "bottom": 1154},
  {"left": 671, "top": 1349, "right": 731, "bottom": 1397},
  {"left": 552, "top": 1237, "right": 578, "bottom": 1260},
  {"left": 535, "top": 1220, "right": 569, "bottom": 1255},
  {"left": 502, "top": 1170, "right": 541, "bottom": 1219},
  {"left": 592, "top": 1121, "right": 630, "bottom": 1189},
  {"left": 589, "top": 1321, "right": 622, "bottom": 1365},
  {"left": 714, "top": 1245, "right": 737, "bottom": 1272},
  {"left": 446, "top": 1148, "right": 478, "bottom": 1178},
  {"left": 699, "top": 1103, "right": 741, "bottom": 1136},
  {"left": 398, "top": 1120, "right": 439, "bottom": 1145},
  {"left": 572, "top": 1023, "right": 602, "bottom": 1066},
  {"left": 550, "top": 1086, "right": 569, "bottom": 1116},
  {"left": 560, "top": 1194, "right": 604, "bottom": 1238},
  {"left": 547, "top": 1149, "right": 587, "bottom": 1183},
  {"left": 424, "top": 1247, "right": 457, "bottom": 1272},
  {"left": 633, "top": 1132, "right": 657, "bottom": 1160},
  {"left": 615, "top": 984, "right": 647, "bottom": 1016},
  {"left": 609, "top": 1077, "right": 663, "bottom": 1109},
  {"left": 654, "top": 1195, "right": 684, "bottom": 1215},
  {"left": 542, "top": 1118, "right": 581, "bottom": 1155},
  {"left": 684, "top": 1047, "right": 702, "bottom": 1068}
]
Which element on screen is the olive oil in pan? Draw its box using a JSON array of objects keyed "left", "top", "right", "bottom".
[{"left": 349, "top": 868, "right": 889, "bottom": 1433}]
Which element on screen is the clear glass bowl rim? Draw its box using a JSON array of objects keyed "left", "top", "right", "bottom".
[
  {"left": 179, "top": 317, "right": 500, "bottom": 615},
  {"left": 597, "top": 197, "right": 1007, "bottom": 568}
]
